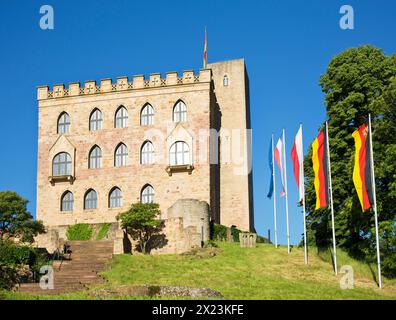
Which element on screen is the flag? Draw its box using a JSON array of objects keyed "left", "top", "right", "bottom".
[
  {"left": 274, "top": 138, "right": 286, "bottom": 197},
  {"left": 291, "top": 126, "right": 304, "bottom": 203},
  {"left": 267, "top": 138, "right": 274, "bottom": 199},
  {"left": 352, "top": 123, "right": 374, "bottom": 211},
  {"left": 203, "top": 28, "right": 207, "bottom": 69},
  {"left": 312, "top": 130, "right": 329, "bottom": 209}
]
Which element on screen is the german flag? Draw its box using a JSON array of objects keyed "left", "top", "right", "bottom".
[
  {"left": 312, "top": 130, "right": 329, "bottom": 209},
  {"left": 352, "top": 124, "right": 374, "bottom": 212}
]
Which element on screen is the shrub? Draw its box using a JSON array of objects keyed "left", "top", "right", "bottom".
[
  {"left": 213, "top": 224, "right": 227, "bottom": 241},
  {"left": 0, "top": 240, "right": 36, "bottom": 266},
  {"left": 96, "top": 223, "right": 111, "bottom": 240},
  {"left": 0, "top": 264, "right": 19, "bottom": 290},
  {"left": 0, "top": 240, "right": 49, "bottom": 289},
  {"left": 231, "top": 226, "right": 241, "bottom": 242},
  {"left": 66, "top": 224, "right": 93, "bottom": 241}
]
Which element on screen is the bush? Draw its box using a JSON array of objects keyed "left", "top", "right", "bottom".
[
  {"left": 231, "top": 226, "right": 241, "bottom": 242},
  {"left": 213, "top": 224, "right": 242, "bottom": 242},
  {"left": 66, "top": 224, "right": 93, "bottom": 241},
  {"left": 96, "top": 223, "right": 111, "bottom": 240},
  {"left": 213, "top": 224, "right": 228, "bottom": 241},
  {"left": 0, "top": 264, "right": 19, "bottom": 290},
  {"left": 0, "top": 240, "right": 36, "bottom": 266},
  {"left": 0, "top": 240, "right": 49, "bottom": 289}
]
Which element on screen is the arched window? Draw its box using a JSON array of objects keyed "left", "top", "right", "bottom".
[
  {"left": 61, "top": 191, "right": 74, "bottom": 212},
  {"left": 115, "top": 106, "right": 128, "bottom": 128},
  {"left": 58, "top": 112, "right": 70, "bottom": 134},
  {"left": 89, "top": 109, "right": 103, "bottom": 131},
  {"left": 141, "top": 103, "right": 154, "bottom": 126},
  {"left": 84, "top": 189, "right": 97, "bottom": 210},
  {"left": 109, "top": 187, "right": 122, "bottom": 208},
  {"left": 141, "top": 141, "right": 155, "bottom": 164},
  {"left": 89, "top": 146, "right": 102, "bottom": 169},
  {"left": 169, "top": 141, "right": 189, "bottom": 165},
  {"left": 52, "top": 152, "right": 72, "bottom": 176},
  {"left": 223, "top": 75, "right": 229, "bottom": 87},
  {"left": 173, "top": 100, "right": 187, "bottom": 123},
  {"left": 141, "top": 185, "right": 154, "bottom": 204},
  {"left": 115, "top": 143, "right": 128, "bottom": 167}
]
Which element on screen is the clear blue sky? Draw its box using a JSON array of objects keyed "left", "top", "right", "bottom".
[{"left": 1, "top": 0, "right": 395, "bottom": 245}]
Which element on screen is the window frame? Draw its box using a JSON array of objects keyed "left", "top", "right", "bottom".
[
  {"left": 141, "top": 185, "right": 155, "bottom": 204},
  {"left": 84, "top": 189, "right": 97, "bottom": 210},
  {"left": 115, "top": 143, "right": 128, "bottom": 167},
  {"left": 52, "top": 152, "right": 72, "bottom": 176},
  {"left": 115, "top": 106, "right": 128, "bottom": 128},
  {"left": 141, "top": 141, "right": 155, "bottom": 164},
  {"left": 57, "top": 112, "right": 70, "bottom": 134},
  {"left": 88, "top": 145, "right": 102, "bottom": 169},
  {"left": 61, "top": 191, "right": 74, "bottom": 212},
  {"left": 140, "top": 103, "right": 154, "bottom": 126},
  {"left": 89, "top": 108, "right": 103, "bottom": 131},
  {"left": 173, "top": 100, "right": 187, "bottom": 123},
  {"left": 109, "top": 187, "right": 122, "bottom": 208},
  {"left": 169, "top": 141, "right": 190, "bottom": 166},
  {"left": 223, "top": 74, "right": 229, "bottom": 87}
]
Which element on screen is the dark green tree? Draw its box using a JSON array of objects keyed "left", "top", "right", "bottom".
[
  {"left": 304, "top": 46, "right": 396, "bottom": 275},
  {"left": 117, "top": 202, "right": 163, "bottom": 254},
  {"left": 0, "top": 191, "right": 45, "bottom": 243}
]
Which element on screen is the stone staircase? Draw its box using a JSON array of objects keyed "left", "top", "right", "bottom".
[{"left": 18, "top": 240, "right": 114, "bottom": 295}]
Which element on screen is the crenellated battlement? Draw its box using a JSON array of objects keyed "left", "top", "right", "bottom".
[{"left": 37, "top": 69, "right": 212, "bottom": 100}]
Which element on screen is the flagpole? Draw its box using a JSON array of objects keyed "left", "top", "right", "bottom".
[
  {"left": 325, "top": 121, "right": 338, "bottom": 275},
  {"left": 272, "top": 134, "right": 278, "bottom": 248},
  {"left": 282, "top": 129, "right": 291, "bottom": 254},
  {"left": 368, "top": 114, "right": 382, "bottom": 289},
  {"left": 203, "top": 27, "right": 207, "bottom": 69},
  {"left": 300, "top": 124, "right": 308, "bottom": 264}
]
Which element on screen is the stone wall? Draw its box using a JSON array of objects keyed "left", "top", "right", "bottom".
[
  {"left": 37, "top": 72, "right": 212, "bottom": 227},
  {"left": 127, "top": 199, "right": 210, "bottom": 255},
  {"left": 35, "top": 200, "right": 210, "bottom": 255}
]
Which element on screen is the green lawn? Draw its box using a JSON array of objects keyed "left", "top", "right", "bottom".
[{"left": 2, "top": 242, "right": 396, "bottom": 300}]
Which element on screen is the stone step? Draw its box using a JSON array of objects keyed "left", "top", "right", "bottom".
[
  {"left": 68, "top": 256, "right": 113, "bottom": 260},
  {"left": 18, "top": 283, "right": 84, "bottom": 291},
  {"left": 19, "top": 240, "right": 114, "bottom": 295},
  {"left": 67, "top": 243, "right": 113, "bottom": 249},
  {"left": 55, "top": 274, "right": 99, "bottom": 279},
  {"left": 54, "top": 267, "right": 103, "bottom": 271},
  {"left": 53, "top": 264, "right": 106, "bottom": 270}
]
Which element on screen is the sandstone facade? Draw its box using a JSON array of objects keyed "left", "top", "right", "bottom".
[{"left": 36, "top": 59, "right": 254, "bottom": 244}]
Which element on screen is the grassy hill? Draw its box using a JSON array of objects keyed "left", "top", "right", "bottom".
[{"left": 2, "top": 242, "right": 396, "bottom": 300}]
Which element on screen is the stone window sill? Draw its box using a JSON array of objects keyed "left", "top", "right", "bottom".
[
  {"left": 165, "top": 164, "right": 194, "bottom": 176},
  {"left": 49, "top": 175, "right": 75, "bottom": 185}
]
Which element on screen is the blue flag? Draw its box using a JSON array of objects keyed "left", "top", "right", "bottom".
[{"left": 267, "top": 138, "right": 274, "bottom": 199}]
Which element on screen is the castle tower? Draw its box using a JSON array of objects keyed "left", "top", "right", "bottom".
[{"left": 208, "top": 59, "right": 254, "bottom": 232}]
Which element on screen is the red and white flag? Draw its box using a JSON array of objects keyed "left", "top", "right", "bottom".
[
  {"left": 291, "top": 126, "right": 304, "bottom": 203},
  {"left": 274, "top": 138, "right": 286, "bottom": 197}
]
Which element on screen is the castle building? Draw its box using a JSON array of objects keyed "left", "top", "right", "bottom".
[{"left": 36, "top": 58, "right": 254, "bottom": 238}]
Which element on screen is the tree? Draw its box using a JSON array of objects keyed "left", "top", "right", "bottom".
[
  {"left": 304, "top": 46, "right": 396, "bottom": 275},
  {"left": 116, "top": 202, "right": 163, "bottom": 254},
  {"left": 0, "top": 191, "right": 45, "bottom": 243}
]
